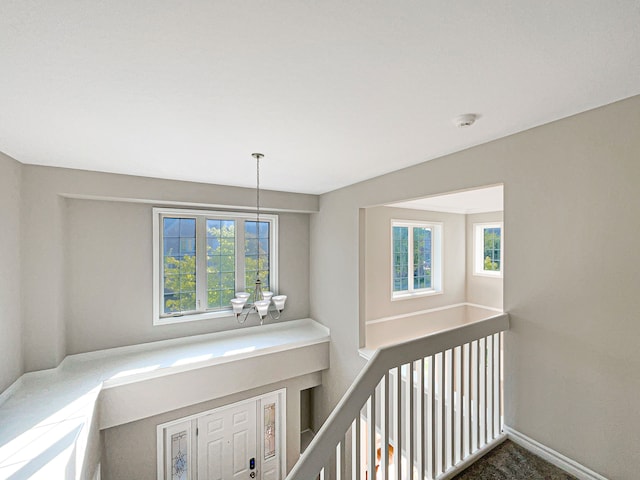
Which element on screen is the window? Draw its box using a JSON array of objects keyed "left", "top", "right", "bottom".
[
  {"left": 391, "top": 220, "right": 442, "bottom": 298},
  {"left": 474, "top": 223, "right": 503, "bottom": 277},
  {"left": 159, "top": 421, "right": 194, "bottom": 480},
  {"left": 153, "top": 208, "right": 278, "bottom": 325}
]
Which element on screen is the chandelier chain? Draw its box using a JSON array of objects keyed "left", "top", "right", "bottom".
[
  {"left": 253, "top": 153, "right": 263, "bottom": 286},
  {"left": 256, "top": 153, "right": 260, "bottom": 225}
]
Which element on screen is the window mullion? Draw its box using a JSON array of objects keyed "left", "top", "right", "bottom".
[
  {"left": 237, "top": 218, "right": 246, "bottom": 292},
  {"left": 429, "top": 227, "right": 434, "bottom": 289},
  {"left": 500, "top": 228, "right": 504, "bottom": 273},
  {"left": 408, "top": 227, "right": 414, "bottom": 292},
  {"left": 196, "top": 216, "right": 207, "bottom": 312},
  {"left": 158, "top": 214, "right": 165, "bottom": 316}
]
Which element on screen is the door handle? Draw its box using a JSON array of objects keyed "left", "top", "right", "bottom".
[{"left": 250, "top": 473, "right": 255, "bottom": 479}]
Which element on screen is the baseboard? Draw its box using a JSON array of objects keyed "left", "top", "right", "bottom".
[
  {"left": 438, "top": 434, "right": 508, "bottom": 480},
  {"left": 504, "top": 426, "right": 608, "bottom": 480}
]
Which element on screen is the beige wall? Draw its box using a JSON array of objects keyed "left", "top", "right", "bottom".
[
  {"left": 0, "top": 153, "right": 23, "bottom": 392},
  {"left": 65, "top": 199, "right": 310, "bottom": 354},
  {"left": 21, "top": 166, "right": 68, "bottom": 370},
  {"left": 19, "top": 165, "right": 317, "bottom": 369},
  {"left": 102, "top": 374, "right": 318, "bottom": 480},
  {"left": 363, "top": 206, "right": 466, "bottom": 322},
  {"left": 466, "top": 211, "right": 504, "bottom": 309},
  {"left": 310, "top": 95, "right": 640, "bottom": 479}
]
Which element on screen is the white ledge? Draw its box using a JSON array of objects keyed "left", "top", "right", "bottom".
[{"left": 0, "top": 318, "right": 330, "bottom": 480}]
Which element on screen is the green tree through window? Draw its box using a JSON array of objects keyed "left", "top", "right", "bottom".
[
  {"left": 245, "top": 221, "right": 270, "bottom": 301},
  {"left": 163, "top": 217, "right": 197, "bottom": 313},
  {"left": 206, "top": 219, "right": 236, "bottom": 310},
  {"left": 483, "top": 227, "right": 501, "bottom": 271},
  {"left": 392, "top": 221, "right": 437, "bottom": 294}
]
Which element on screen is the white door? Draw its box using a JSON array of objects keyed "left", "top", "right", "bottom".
[{"left": 198, "top": 400, "right": 257, "bottom": 480}]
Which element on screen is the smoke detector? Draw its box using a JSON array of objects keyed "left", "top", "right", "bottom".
[{"left": 453, "top": 114, "right": 477, "bottom": 128}]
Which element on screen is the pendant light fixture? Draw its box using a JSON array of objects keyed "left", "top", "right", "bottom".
[{"left": 230, "top": 153, "right": 287, "bottom": 324}]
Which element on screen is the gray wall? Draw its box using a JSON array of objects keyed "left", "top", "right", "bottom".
[
  {"left": 364, "top": 206, "right": 466, "bottom": 321},
  {"left": 310, "top": 95, "right": 640, "bottom": 479},
  {"left": 466, "top": 211, "right": 504, "bottom": 309},
  {"left": 0, "top": 152, "right": 23, "bottom": 392},
  {"left": 17, "top": 165, "right": 317, "bottom": 370},
  {"left": 102, "top": 374, "right": 318, "bottom": 480}
]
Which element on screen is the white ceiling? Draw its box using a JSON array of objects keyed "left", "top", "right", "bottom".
[
  {"left": 0, "top": 2, "right": 638, "bottom": 195},
  {"left": 388, "top": 185, "right": 503, "bottom": 214}
]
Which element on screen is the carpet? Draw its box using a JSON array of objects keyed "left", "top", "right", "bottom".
[{"left": 451, "top": 440, "right": 578, "bottom": 479}]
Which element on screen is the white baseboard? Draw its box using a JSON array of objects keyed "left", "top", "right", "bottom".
[
  {"left": 504, "top": 426, "right": 608, "bottom": 480},
  {"left": 438, "top": 434, "right": 508, "bottom": 480}
]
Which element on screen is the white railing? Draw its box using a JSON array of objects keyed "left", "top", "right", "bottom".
[{"left": 286, "top": 313, "right": 509, "bottom": 480}]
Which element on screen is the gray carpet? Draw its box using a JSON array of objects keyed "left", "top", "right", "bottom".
[{"left": 452, "top": 440, "right": 578, "bottom": 479}]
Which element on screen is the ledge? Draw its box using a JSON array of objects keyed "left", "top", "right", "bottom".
[{"left": 0, "top": 318, "right": 329, "bottom": 480}]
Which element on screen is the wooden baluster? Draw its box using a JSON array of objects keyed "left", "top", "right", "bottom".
[
  {"left": 499, "top": 333, "right": 503, "bottom": 432},
  {"left": 454, "top": 346, "right": 462, "bottom": 465},
  {"left": 485, "top": 336, "right": 495, "bottom": 442},
  {"left": 353, "top": 415, "right": 361, "bottom": 480},
  {"left": 395, "top": 366, "right": 402, "bottom": 480},
  {"left": 381, "top": 373, "right": 390, "bottom": 480},
  {"left": 417, "top": 359, "right": 426, "bottom": 480},
  {"left": 429, "top": 355, "right": 436, "bottom": 480},
  {"left": 408, "top": 361, "right": 415, "bottom": 479},
  {"left": 368, "top": 392, "right": 376, "bottom": 480},
  {"left": 440, "top": 352, "right": 446, "bottom": 475},
  {"left": 494, "top": 333, "right": 500, "bottom": 435},
  {"left": 475, "top": 339, "right": 481, "bottom": 451},
  {"left": 462, "top": 342, "right": 469, "bottom": 460},
  {"left": 480, "top": 337, "right": 486, "bottom": 447},
  {"left": 449, "top": 348, "right": 455, "bottom": 470}
]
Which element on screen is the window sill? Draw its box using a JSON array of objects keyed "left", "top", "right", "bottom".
[
  {"left": 391, "top": 289, "right": 443, "bottom": 301},
  {"left": 154, "top": 308, "right": 236, "bottom": 326},
  {"left": 472, "top": 271, "right": 503, "bottom": 278}
]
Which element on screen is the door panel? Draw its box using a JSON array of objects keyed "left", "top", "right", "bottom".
[
  {"left": 262, "top": 466, "right": 278, "bottom": 480},
  {"left": 206, "top": 439, "right": 223, "bottom": 480},
  {"left": 198, "top": 400, "right": 257, "bottom": 480},
  {"left": 232, "top": 431, "right": 248, "bottom": 475}
]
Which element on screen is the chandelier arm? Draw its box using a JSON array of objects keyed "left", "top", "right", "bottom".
[
  {"left": 236, "top": 305, "right": 256, "bottom": 324},
  {"left": 267, "top": 308, "right": 281, "bottom": 321}
]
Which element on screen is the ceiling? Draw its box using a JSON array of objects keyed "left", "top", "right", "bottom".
[
  {"left": 0, "top": 2, "right": 638, "bottom": 195},
  {"left": 388, "top": 185, "right": 503, "bottom": 214}
]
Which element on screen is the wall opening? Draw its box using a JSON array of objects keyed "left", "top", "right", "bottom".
[
  {"left": 360, "top": 185, "right": 504, "bottom": 352},
  {"left": 300, "top": 387, "right": 315, "bottom": 453}
]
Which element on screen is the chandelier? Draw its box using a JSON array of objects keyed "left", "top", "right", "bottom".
[{"left": 230, "top": 153, "right": 287, "bottom": 325}]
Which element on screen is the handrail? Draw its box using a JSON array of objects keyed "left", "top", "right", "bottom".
[{"left": 285, "top": 312, "right": 509, "bottom": 479}]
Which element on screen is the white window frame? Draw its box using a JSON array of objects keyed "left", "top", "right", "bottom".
[
  {"left": 153, "top": 208, "right": 278, "bottom": 325},
  {"left": 390, "top": 220, "right": 443, "bottom": 300},
  {"left": 473, "top": 222, "right": 503, "bottom": 278}
]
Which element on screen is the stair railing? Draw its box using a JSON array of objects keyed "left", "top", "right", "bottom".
[{"left": 286, "top": 312, "right": 509, "bottom": 480}]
